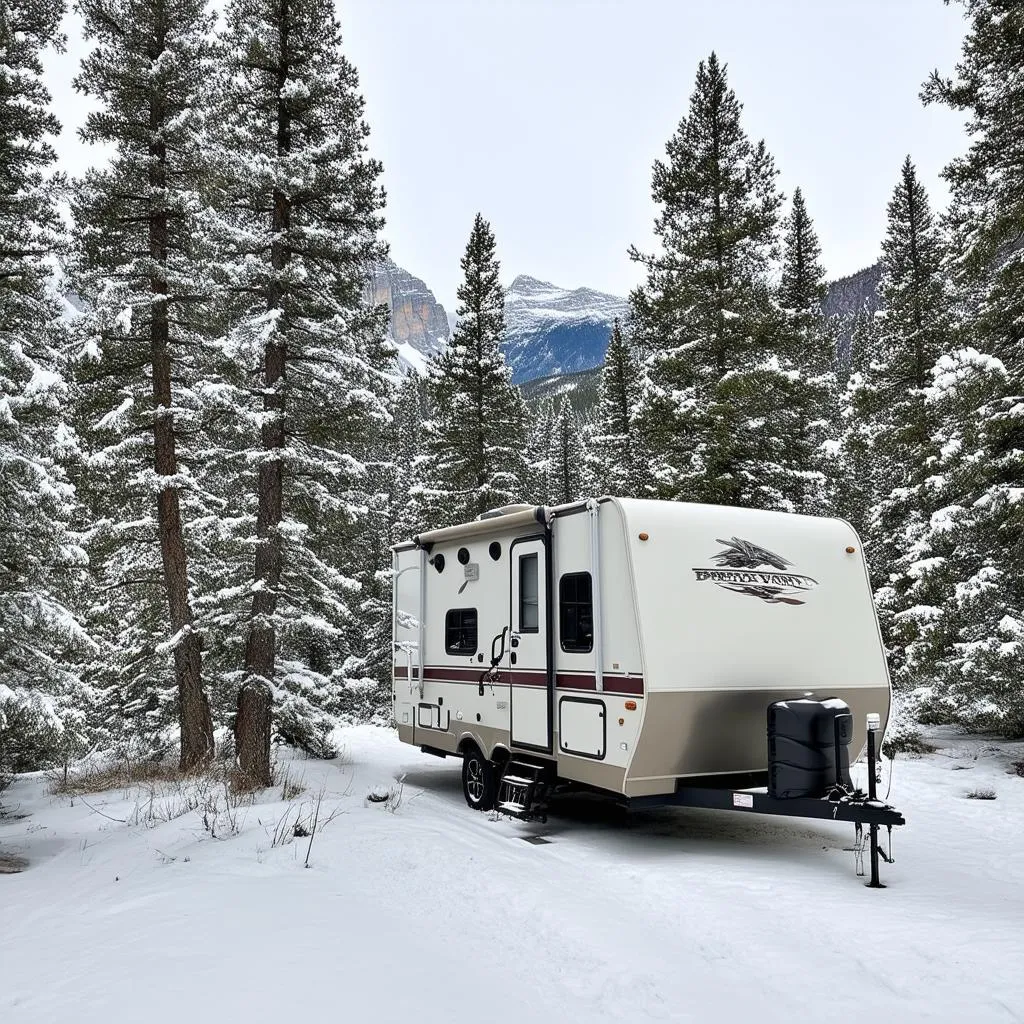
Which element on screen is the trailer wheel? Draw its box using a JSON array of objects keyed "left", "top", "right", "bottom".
[{"left": 461, "top": 746, "right": 498, "bottom": 811}]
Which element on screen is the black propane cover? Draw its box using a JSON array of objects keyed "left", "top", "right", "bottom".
[{"left": 767, "top": 697, "right": 853, "bottom": 799}]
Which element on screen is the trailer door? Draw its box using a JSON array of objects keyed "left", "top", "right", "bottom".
[{"left": 509, "top": 536, "right": 551, "bottom": 752}]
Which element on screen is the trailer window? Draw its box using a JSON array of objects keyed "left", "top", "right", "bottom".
[
  {"left": 519, "top": 554, "right": 539, "bottom": 633},
  {"left": 445, "top": 608, "right": 478, "bottom": 655},
  {"left": 559, "top": 573, "right": 593, "bottom": 653}
]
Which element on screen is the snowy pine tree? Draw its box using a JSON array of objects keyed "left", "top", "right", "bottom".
[
  {"left": 628, "top": 53, "right": 786, "bottom": 509},
  {"left": 210, "top": 0, "right": 391, "bottom": 781},
  {"left": 546, "top": 396, "right": 583, "bottom": 505},
  {"left": 390, "top": 374, "right": 428, "bottom": 537},
  {"left": 836, "top": 305, "right": 884, "bottom": 540},
  {"left": 590, "top": 319, "right": 645, "bottom": 496},
  {"left": 523, "top": 396, "right": 554, "bottom": 506},
  {"left": 904, "top": 348, "right": 1007, "bottom": 725},
  {"left": 779, "top": 189, "right": 827, "bottom": 318},
  {"left": 70, "top": 0, "right": 220, "bottom": 768},
  {"left": 0, "top": 0, "right": 94, "bottom": 771},
  {"left": 418, "top": 214, "right": 527, "bottom": 526},
  {"left": 843, "top": 158, "right": 951, "bottom": 684},
  {"left": 912, "top": 0, "right": 1024, "bottom": 735},
  {"left": 774, "top": 187, "right": 839, "bottom": 515}
]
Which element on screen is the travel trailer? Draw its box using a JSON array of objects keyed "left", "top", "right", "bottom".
[{"left": 392, "top": 498, "right": 904, "bottom": 884}]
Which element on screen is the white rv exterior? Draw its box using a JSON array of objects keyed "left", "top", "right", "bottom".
[{"left": 392, "top": 498, "right": 891, "bottom": 803}]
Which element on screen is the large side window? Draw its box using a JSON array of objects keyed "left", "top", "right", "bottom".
[
  {"left": 445, "top": 608, "right": 478, "bottom": 655},
  {"left": 519, "top": 553, "right": 539, "bottom": 633},
  {"left": 559, "top": 572, "right": 593, "bottom": 653}
]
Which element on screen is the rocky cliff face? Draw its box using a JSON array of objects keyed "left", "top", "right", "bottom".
[
  {"left": 824, "top": 263, "right": 882, "bottom": 365},
  {"left": 502, "top": 275, "right": 629, "bottom": 384},
  {"left": 367, "top": 258, "right": 449, "bottom": 372}
]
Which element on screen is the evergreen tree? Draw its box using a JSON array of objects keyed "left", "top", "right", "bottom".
[
  {"left": 591, "top": 319, "right": 645, "bottom": 496},
  {"left": 779, "top": 188, "right": 827, "bottom": 316},
  {"left": 0, "top": 0, "right": 94, "bottom": 771},
  {"left": 628, "top": 53, "right": 786, "bottom": 509},
  {"left": 523, "top": 396, "right": 554, "bottom": 506},
  {"left": 836, "top": 305, "right": 883, "bottom": 539},
  {"left": 211, "top": 0, "right": 390, "bottom": 781},
  {"left": 912, "top": 0, "right": 1024, "bottom": 735},
  {"left": 547, "top": 396, "right": 583, "bottom": 505},
  {"left": 903, "top": 347, "right": 1006, "bottom": 727},
  {"left": 70, "top": 0, "right": 219, "bottom": 769},
  {"left": 774, "top": 187, "right": 839, "bottom": 515},
  {"left": 845, "top": 159, "right": 951, "bottom": 684},
  {"left": 419, "top": 214, "right": 527, "bottom": 526},
  {"left": 351, "top": 350, "right": 403, "bottom": 717},
  {"left": 391, "top": 374, "right": 428, "bottom": 539}
]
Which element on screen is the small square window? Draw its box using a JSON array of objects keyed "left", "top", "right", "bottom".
[
  {"left": 559, "top": 573, "right": 593, "bottom": 653},
  {"left": 445, "top": 608, "right": 478, "bottom": 655}
]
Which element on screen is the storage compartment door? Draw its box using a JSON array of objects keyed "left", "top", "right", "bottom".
[{"left": 559, "top": 697, "right": 606, "bottom": 760}]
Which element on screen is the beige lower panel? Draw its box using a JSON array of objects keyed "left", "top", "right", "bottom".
[
  {"left": 556, "top": 756, "right": 626, "bottom": 794},
  {"left": 627, "top": 686, "right": 891, "bottom": 781},
  {"left": 403, "top": 721, "right": 534, "bottom": 763},
  {"left": 404, "top": 719, "right": 626, "bottom": 793},
  {"left": 624, "top": 777, "right": 677, "bottom": 797}
]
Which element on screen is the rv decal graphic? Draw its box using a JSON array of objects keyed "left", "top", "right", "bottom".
[{"left": 692, "top": 537, "right": 818, "bottom": 605}]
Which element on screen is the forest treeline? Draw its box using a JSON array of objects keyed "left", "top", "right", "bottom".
[{"left": 1, "top": 0, "right": 1021, "bottom": 782}]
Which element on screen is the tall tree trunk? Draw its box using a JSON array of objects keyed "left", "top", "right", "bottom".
[
  {"left": 236, "top": 3, "right": 290, "bottom": 786},
  {"left": 148, "top": 73, "right": 214, "bottom": 771}
]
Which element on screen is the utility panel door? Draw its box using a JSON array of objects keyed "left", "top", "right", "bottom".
[
  {"left": 559, "top": 697, "right": 606, "bottom": 759},
  {"left": 510, "top": 538, "right": 550, "bottom": 751}
]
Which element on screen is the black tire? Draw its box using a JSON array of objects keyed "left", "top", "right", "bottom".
[{"left": 461, "top": 745, "right": 498, "bottom": 811}]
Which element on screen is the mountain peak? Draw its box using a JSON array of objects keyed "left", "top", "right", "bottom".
[
  {"left": 509, "top": 274, "right": 559, "bottom": 295},
  {"left": 502, "top": 274, "right": 629, "bottom": 384}
]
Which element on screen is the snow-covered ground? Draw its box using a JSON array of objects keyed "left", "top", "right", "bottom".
[{"left": 2, "top": 726, "right": 1023, "bottom": 1024}]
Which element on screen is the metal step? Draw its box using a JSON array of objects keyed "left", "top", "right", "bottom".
[{"left": 497, "top": 759, "right": 551, "bottom": 823}]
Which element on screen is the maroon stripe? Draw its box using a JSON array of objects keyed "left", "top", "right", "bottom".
[
  {"left": 553, "top": 673, "right": 642, "bottom": 694},
  {"left": 508, "top": 671, "right": 547, "bottom": 687},
  {"left": 555, "top": 673, "right": 644, "bottom": 695},
  {"left": 402, "top": 664, "right": 644, "bottom": 695},
  {"left": 556, "top": 672, "right": 596, "bottom": 690},
  {"left": 393, "top": 666, "right": 420, "bottom": 679},
  {"left": 422, "top": 666, "right": 484, "bottom": 683},
  {"left": 604, "top": 676, "right": 644, "bottom": 695}
]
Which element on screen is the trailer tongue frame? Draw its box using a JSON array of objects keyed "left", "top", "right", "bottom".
[
  {"left": 630, "top": 780, "right": 904, "bottom": 828},
  {"left": 628, "top": 778, "right": 903, "bottom": 882},
  {"left": 626, "top": 726, "right": 904, "bottom": 888}
]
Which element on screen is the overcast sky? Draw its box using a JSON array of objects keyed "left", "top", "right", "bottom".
[{"left": 45, "top": 0, "right": 970, "bottom": 314}]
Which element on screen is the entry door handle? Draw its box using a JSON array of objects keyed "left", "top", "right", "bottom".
[{"left": 490, "top": 626, "right": 508, "bottom": 667}]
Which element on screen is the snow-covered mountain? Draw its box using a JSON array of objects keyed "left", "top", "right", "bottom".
[
  {"left": 367, "top": 258, "right": 449, "bottom": 373},
  {"left": 502, "top": 275, "right": 628, "bottom": 384},
  {"left": 369, "top": 264, "right": 627, "bottom": 382}
]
